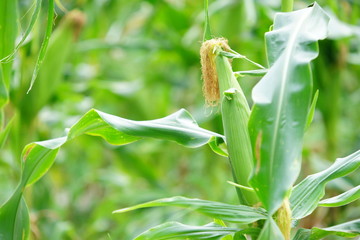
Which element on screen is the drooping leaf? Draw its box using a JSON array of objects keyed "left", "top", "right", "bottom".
[
  {"left": 20, "top": 10, "right": 85, "bottom": 122},
  {"left": 256, "top": 218, "right": 284, "bottom": 240},
  {"left": 309, "top": 219, "right": 360, "bottom": 239},
  {"left": 326, "top": 9, "right": 360, "bottom": 40},
  {"left": 290, "top": 150, "right": 360, "bottom": 219},
  {"left": 0, "top": 109, "right": 224, "bottom": 239},
  {"left": 0, "top": 0, "right": 42, "bottom": 63},
  {"left": 248, "top": 3, "right": 329, "bottom": 214},
  {"left": 319, "top": 185, "right": 360, "bottom": 207},
  {"left": 113, "top": 196, "right": 267, "bottom": 224},
  {"left": 27, "top": 0, "right": 55, "bottom": 93},
  {"left": 134, "top": 222, "right": 239, "bottom": 240}
]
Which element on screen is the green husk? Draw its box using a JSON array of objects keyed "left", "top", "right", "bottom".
[{"left": 200, "top": 39, "right": 258, "bottom": 205}]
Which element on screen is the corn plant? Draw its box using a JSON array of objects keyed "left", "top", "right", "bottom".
[{"left": 1, "top": 2, "right": 360, "bottom": 240}]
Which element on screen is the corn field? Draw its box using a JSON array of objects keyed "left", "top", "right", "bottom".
[{"left": 1, "top": 0, "right": 360, "bottom": 239}]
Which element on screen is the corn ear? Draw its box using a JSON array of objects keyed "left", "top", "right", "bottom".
[{"left": 201, "top": 39, "right": 258, "bottom": 205}]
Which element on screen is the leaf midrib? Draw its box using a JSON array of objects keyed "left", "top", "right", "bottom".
[{"left": 268, "top": 9, "right": 312, "bottom": 205}]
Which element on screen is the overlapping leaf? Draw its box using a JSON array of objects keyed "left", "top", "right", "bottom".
[
  {"left": 309, "top": 219, "right": 360, "bottom": 239},
  {"left": 290, "top": 150, "right": 360, "bottom": 219},
  {"left": 256, "top": 218, "right": 284, "bottom": 240},
  {"left": 292, "top": 220, "right": 360, "bottom": 240},
  {"left": 0, "top": 108, "right": 224, "bottom": 240},
  {"left": 248, "top": 3, "right": 329, "bottom": 214},
  {"left": 114, "top": 196, "right": 267, "bottom": 224}
]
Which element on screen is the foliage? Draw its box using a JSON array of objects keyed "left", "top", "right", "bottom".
[{"left": 0, "top": 0, "right": 360, "bottom": 239}]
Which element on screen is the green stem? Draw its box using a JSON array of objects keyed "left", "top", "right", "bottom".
[{"left": 281, "top": 0, "right": 293, "bottom": 12}]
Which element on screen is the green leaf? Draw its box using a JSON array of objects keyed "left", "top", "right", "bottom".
[
  {"left": 0, "top": 115, "right": 14, "bottom": 148},
  {"left": 290, "top": 150, "right": 360, "bottom": 219},
  {"left": 0, "top": 109, "right": 224, "bottom": 239},
  {"left": 27, "top": 0, "right": 55, "bottom": 93},
  {"left": 319, "top": 185, "right": 360, "bottom": 207},
  {"left": 134, "top": 222, "right": 239, "bottom": 240},
  {"left": 0, "top": 0, "right": 17, "bottom": 108},
  {"left": 234, "top": 69, "right": 268, "bottom": 77},
  {"left": 0, "top": 0, "right": 42, "bottom": 63},
  {"left": 292, "top": 229, "right": 310, "bottom": 240},
  {"left": 248, "top": 3, "right": 329, "bottom": 214},
  {"left": 20, "top": 10, "right": 85, "bottom": 121},
  {"left": 309, "top": 219, "right": 360, "bottom": 239},
  {"left": 0, "top": 189, "right": 30, "bottom": 240},
  {"left": 113, "top": 196, "right": 267, "bottom": 224},
  {"left": 305, "top": 90, "right": 319, "bottom": 130},
  {"left": 257, "top": 218, "right": 284, "bottom": 240},
  {"left": 203, "top": 0, "right": 212, "bottom": 41}
]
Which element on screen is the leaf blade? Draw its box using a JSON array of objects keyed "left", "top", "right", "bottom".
[
  {"left": 290, "top": 150, "right": 360, "bottom": 219},
  {"left": 113, "top": 196, "right": 267, "bottom": 224},
  {"left": 309, "top": 219, "right": 360, "bottom": 239},
  {"left": 319, "top": 185, "right": 360, "bottom": 207},
  {"left": 248, "top": 3, "right": 329, "bottom": 214},
  {"left": 134, "top": 222, "right": 239, "bottom": 240}
]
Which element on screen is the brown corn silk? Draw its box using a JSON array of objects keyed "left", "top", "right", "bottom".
[{"left": 200, "top": 38, "right": 230, "bottom": 106}]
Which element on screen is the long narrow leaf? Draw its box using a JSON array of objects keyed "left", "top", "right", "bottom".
[
  {"left": 319, "top": 185, "right": 360, "bottom": 207},
  {"left": 28, "top": 0, "right": 55, "bottom": 93},
  {"left": 113, "top": 196, "right": 267, "bottom": 224},
  {"left": 134, "top": 222, "right": 239, "bottom": 240},
  {"left": 0, "top": 0, "right": 17, "bottom": 107},
  {"left": 0, "top": 189, "right": 30, "bottom": 240},
  {"left": 248, "top": 3, "right": 329, "bottom": 214},
  {"left": 0, "top": 0, "right": 42, "bottom": 63},
  {"left": 0, "top": 109, "right": 224, "bottom": 239},
  {"left": 290, "top": 150, "right": 360, "bottom": 219},
  {"left": 309, "top": 219, "right": 360, "bottom": 239}
]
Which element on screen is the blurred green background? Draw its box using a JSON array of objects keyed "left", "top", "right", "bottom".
[{"left": 0, "top": 0, "right": 360, "bottom": 239}]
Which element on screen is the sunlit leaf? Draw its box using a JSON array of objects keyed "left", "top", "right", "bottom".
[
  {"left": 0, "top": 109, "right": 224, "bottom": 239},
  {"left": 248, "top": 3, "right": 329, "bottom": 214},
  {"left": 290, "top": 150, "right": 360, "bottom": 219},
  {"left": 113, "top": 196, "right": 267, "bottom": 224}
]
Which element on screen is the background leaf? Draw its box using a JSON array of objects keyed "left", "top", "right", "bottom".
[
  {"left": 114, "top": 196, "right": 267, "bottom": 224},
  {"left": 248, "top": 3, "right": 329, "bottom": 214},
  {"left": 290, "top": 150, "right": 360, "bottom": 219},
  {"left": 0, "top": 0, "right": 17, "bottom": 108},
  {"left": 134, "top": 222, "right": 239, "bottom": 240}
]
